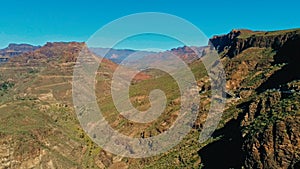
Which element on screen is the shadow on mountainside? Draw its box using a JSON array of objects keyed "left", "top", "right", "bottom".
[
  {"left": 198, "top": 111, "right": 246, "bottom": 169},
  {"left": 256, "top": 38, "right": 300, "bottom": 92}
]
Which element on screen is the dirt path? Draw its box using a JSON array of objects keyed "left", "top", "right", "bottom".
[{"left": 35, "top": 82, "right": 70, "bottom": 89}]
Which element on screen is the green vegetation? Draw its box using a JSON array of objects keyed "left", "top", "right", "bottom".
[
  {"left": 237, "top": 28, "right": 300, "bottom": 39},
  {"left": 0, "top": 81, "right": 14, "bottom": 91},
  {"left": 242, "top": 90, "right": 300, "bottom": 138}
]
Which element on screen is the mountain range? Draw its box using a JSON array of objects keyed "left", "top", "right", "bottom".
[{"left": 0, "top": 28, "right": 299, "bottom": 169}]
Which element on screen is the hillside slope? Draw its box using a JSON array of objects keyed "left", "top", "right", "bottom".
[{"left": 198, "top": 28, "right": 300, "bottom": 169}]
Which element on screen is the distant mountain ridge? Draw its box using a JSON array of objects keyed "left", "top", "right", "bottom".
[
  {"left": 0, "top": 43, "right": 40, "bottom": 57},
  {"left": 90, "top": 47, "right": 156, "bottom": 64},
  {"left": 0, "top": 43, "right": 40, "bottom": 62},
  {"left": 1, "top": 43, "right": 205, "bottom": 65},
  {"left": 90, "top": 46, "right": 206, "bottom": 68}
]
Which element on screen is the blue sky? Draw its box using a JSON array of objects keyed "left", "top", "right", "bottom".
[{"left": 0, "top": 0, "right": 299, "bottom": 50}]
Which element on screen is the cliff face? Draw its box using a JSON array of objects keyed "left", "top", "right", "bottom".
[
  {"left": 199, "top": 29, "right": 300, "bottom": 169},
  {"left": 241, "top": 89, "right": 300, "bottom": 169},
  {"left": 210, "top": 29, "right": 300, "bottom": 57}
]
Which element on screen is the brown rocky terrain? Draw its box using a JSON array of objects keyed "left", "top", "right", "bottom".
[
  {"left": 241, "top": 89, "right": 300, "bottom": 169},
  {"left": 0, "top": 28, "right": 299, "bottom": 168},
  {"left": 0, "top": 42, "right": 152, "bottom": 168}
]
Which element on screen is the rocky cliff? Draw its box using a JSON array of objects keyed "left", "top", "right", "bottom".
[
  {"left": 199, "top": 29, "right": 300, "bottom": 169},
  {"left": 241, "top": 87, "right": 300, "bottom": 169},
  {"left": 210, "top": 29, "right": 300, "bottom": 58}
]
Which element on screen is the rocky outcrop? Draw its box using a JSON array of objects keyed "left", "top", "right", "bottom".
[
  {"left": 243, "top": 117, "right": 300, "bottom": 169},
  {"left": 241, "top": 90, "right": 300, "bottom": 169},
  {"left": 210, "top": 29, "right": 300, "bottom": 57}
]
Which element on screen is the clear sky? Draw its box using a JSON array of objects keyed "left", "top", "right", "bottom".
[{"left": 0, "top": 0, "right": 299, "bottom": 50}]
